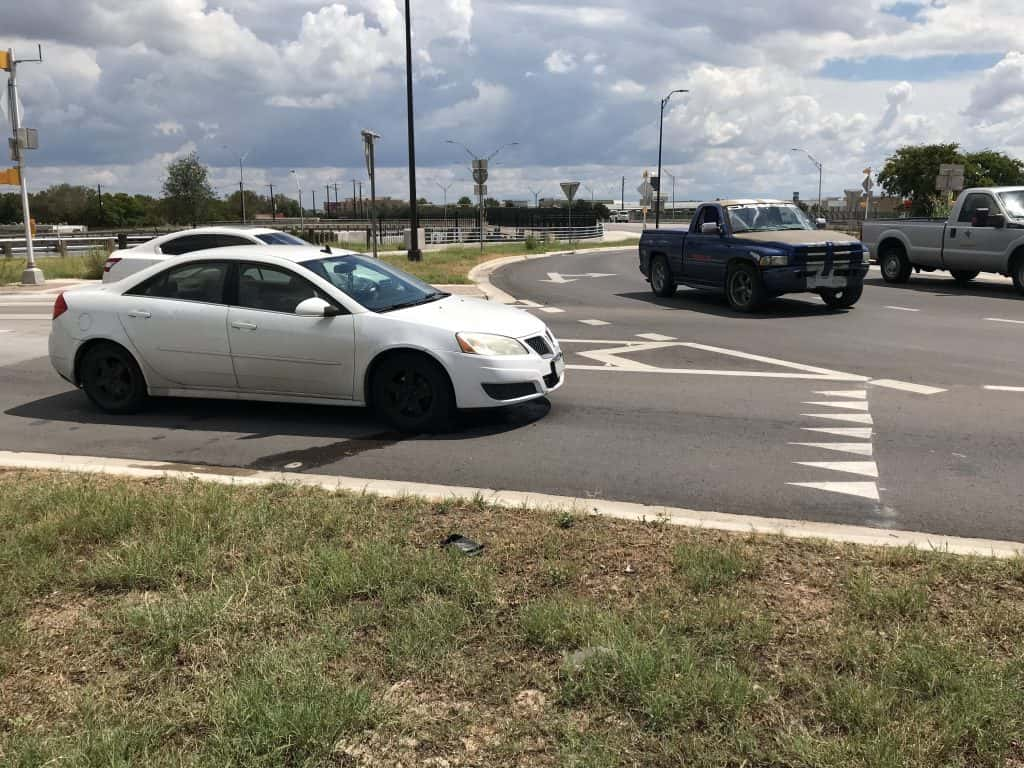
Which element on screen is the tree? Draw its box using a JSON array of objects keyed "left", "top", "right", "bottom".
[
  {"left": 456, "top": 196, "right": 472, "bottom": 207},
  {"left": 878, "top": 143, "right": 1024, "bottom": 216},
  {"left": 484, "top": 197, "right": 500, "bottom": 207},
  {"left": 162, "top": 151, "right": 216, "bottom": 226}
]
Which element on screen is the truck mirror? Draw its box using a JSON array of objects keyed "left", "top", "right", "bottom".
[
  {"left": 988, "top": 213, "right": 1006, "bottom": 229},
  {"left": 700, "top": 222, "right": 721, "bottom": 235},
  {"left": 972, "top": 208, "right": 989, "bottom": 226}
]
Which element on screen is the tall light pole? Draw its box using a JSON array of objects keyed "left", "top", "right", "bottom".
[
  {"left": 223, "top": 145, "right": 249, "bottom": 224},
  {"left": 583, "top": 183, "right": 595, "bottom": 203},
  {"left": 656, "top": 88, "right": 687, "bottom": 229},
  {"left": 435, "top": 180, "right": 453, "bottom": 217},
  {"left": 289, "top": 169, "right": 303, "bottom": 230},
  {"left": 529, "top": 188, "right": 541, "bottom": 208},
  {"left": 403, "top": 0, "right": 422, "bottom": 261},
  {"left": 445, "top": 139, "right": 518, "bottom": 251},
  {"left": 791, "top": 148, "right": 823, "bottom": 214}
]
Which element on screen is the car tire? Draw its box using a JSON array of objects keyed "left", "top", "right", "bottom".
[
  {"left": 880, "top": 245, "right": 911, "bottom": 284},
  {"left": 819, "top": 283, "right": 863, "bottom": 309},
  {"left": 1011, "top": 254, "right": 1024, "bottom": 295},
  {"left": 950, "top": 270, "right": 980, "bottom": 286},
  {"left": 79, "top": 342, "right": 148, "bottom": 414},
  {"left": 726, "top": 263, "right": 766, "bottom": 312},
  {"left": 650, "top": 255, "right": 677, "bottom": 298},
  {"left": 371, "top": 353, "right": 454, "bottom": 433}
]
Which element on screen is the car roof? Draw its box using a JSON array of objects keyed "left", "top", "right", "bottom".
[
  {"left": 167, "top": 244, "right": 362, "bottom": 263},
  {"left": 151, "top": 226, "right": 285, "bottom": 242}
]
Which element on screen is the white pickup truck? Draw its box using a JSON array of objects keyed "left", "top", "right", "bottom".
[{"left": 861, "top": 186, "right": 1024, "bottom": 294}]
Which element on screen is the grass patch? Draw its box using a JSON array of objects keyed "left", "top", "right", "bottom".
[
  {"left": 2, "top": 471, "right": 1024, "bottom": 766},
  {"left": 371, "top": 237, "right": 639, "bottom": 284},
  {"left": 1, "top": 249, "right": 107, "bottom": 282}
]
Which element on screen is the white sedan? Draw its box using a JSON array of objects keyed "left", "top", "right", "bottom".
[
  {"left": 50, "top": 246, "right": 564, "bottom": 432},
  {"left": 102, "top": 226, "right": 310, "bottom": 283}
]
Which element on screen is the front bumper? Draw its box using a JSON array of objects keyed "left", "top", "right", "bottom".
[
  {"left": 761, "top": 262, "right": 869, "bottom": 294},
  {"left": 437, "top": 344, "right": 565, "bottom": 409}
]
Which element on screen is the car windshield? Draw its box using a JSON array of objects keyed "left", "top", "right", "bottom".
[
  {"left": 998, "top": 190, "right": 1024, "bottom": 219},
  {"left": 300, "top": 253, "right": 448, "bottom": 312},
  {"left": 727, "top": 204, "right": 814, "bottom": 233},
  {"left": 255, "top": 232, "right": 311, "bottom": 245}
]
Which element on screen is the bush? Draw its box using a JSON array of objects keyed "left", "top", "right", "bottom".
[{"left": 524, "top": 234, "right": 540, "bottom": 251}]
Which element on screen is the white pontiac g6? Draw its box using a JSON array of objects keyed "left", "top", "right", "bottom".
[{"left": 49, "top": 246, "right": 564, "bottom": 432}]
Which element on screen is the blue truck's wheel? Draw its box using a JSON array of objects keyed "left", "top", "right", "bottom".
[
  {"left": 650, "top": 255, "right": 677, "bottom": 298},
  {"left": 726, "top": 263, "right": 765, "bottom": 312}
]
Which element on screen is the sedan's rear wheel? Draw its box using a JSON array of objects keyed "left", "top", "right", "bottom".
[
  {"left": 80, "top": 342, "right": 148, "bottom": 413},
  {"left": 371, "top": 353, "right": 453, "bottom": 433}
]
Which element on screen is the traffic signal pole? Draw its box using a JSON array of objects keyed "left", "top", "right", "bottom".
[{"left": 5, "top": 47, "right": 44, "bottom": 284}]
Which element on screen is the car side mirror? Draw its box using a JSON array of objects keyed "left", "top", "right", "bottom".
[
  {"left": 816, "top": 218, "right": 827, "bottom": 229},
  {"left": 700, "top": 222, "right": 721, "bottom": 235},
  {"left": 295, "top": 297, "right": 341, "bottom": 317},
  {"left": 988, "top": 213, "right": 1006, "bottom": 229}
]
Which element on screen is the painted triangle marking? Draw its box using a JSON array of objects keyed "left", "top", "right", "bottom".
[
  {"left": 803, "top": 400, "right": 870, "bottom": 411},
  {"left": 802, "top": 412, "right": 874, "bottom": 425},
  {"left": 795, "top": 461, "right": 878, "bottom": 478},
  {"left": 802, "top": 427, "right": 873, "bottom": 439},
  {"left": 790, "top": 442, "right": 874, "bottom": 457},
  {"left": 815, "top": 390, "right": 866, "bottom": 399},
  {"left": 787, "top": 481, "right": 880, "bottom": 501}
]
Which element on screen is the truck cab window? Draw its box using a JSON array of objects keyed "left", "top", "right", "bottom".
[{"left": 958, "top": 193, "right": 997, "bottom": 225}]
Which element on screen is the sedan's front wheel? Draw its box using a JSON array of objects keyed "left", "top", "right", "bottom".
[
  {"left": 371, "top": 353, "right": 454, "bottom": 433},
  {"left": 80, "top": 342, "right": 148, "bottom": 413}
]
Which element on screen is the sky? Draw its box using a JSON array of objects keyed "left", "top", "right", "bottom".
[{"left": 2, "top": 0, "right": 1024, "bottom": 205}]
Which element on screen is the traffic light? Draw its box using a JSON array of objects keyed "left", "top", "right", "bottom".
[{"left": 0, "top": 167, "right": 21, "bottom": 186}]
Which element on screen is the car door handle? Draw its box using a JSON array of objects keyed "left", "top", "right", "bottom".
[
  {"left": 126, "top": 310, "right": 151, "bottom": 318},
  {"left": 231, "top": 321, "right": 258, "bottom": 331}
]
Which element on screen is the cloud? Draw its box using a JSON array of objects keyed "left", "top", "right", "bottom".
[
  {"left": 878, "top": 81, "right": 912, "bottom": 131},
  {"left": 610, "top": 79, "right": 645, "bottom": 98},
  {"left": 544, "top": 49, "right": 576, "bottom": 74},
  {"left": 421, "top": 80, "right": 511, "bottom": 131},
  {"left": 154, "top": 121, "right": 184, "bottom": 136},
  {"left": 967, "top": 51, "right": 1024, "bottom": 118}
]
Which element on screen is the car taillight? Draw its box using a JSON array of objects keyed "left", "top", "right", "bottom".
[
  {"left": 103, "top": 257, "right": 122, "bottom": 273},
  {"left": 52, "top": 292, "right": 68, "bottom": 320}
]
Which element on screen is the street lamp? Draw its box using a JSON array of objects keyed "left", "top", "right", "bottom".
[
  {"left": 445, "top": 139, "right": 519, "bottom": 251},
  {"left": 583, "top": 183, "right": 595, "bottom": 203},
  {"left": 289, "top": 169, "right": 303, "bottom": 230},
  {"left": 529, "top": 188, "right": 541, "bottom": 208},
  {"left": 403, "top": 0, "right": 421, "bottom": 261},
  {"left": 435, "top": 180, "right": 454, "bottom": 217},
  {"left": 222, "top": 145, "right": 249, "bottom": 224},
  {"left": 791, "top": 148, "right": 823, "bottom": 214},
  {"left": 656, "top": 88, "right": 688, "bottom": 228}
]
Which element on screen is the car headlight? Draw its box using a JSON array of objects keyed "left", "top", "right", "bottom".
[
  {"left": 753, "top": 250, "right": 788, "bottom": 267},
  {"left": 456, "top": 332, "right": 529, "bottom": 356},
  {"left": 861, "top": 245, "right": 871, "bottom": 264}
]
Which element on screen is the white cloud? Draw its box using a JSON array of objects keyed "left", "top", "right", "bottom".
[
  {"left": 421, "top": 80, "right": 511, "bottom": 131},
  {"left": 967, "top": 51, "right": 1024, "bottom": 118},
  {"left": 593, "top": 64, "right": 607, "bottom": 76},
  {"left": 154, "top": 121, "right": 183, "bottom": 136},
  {"left": 545, "top": 49, "right": 576, "bottom": 74},
  {"left": 610, "top": 79, "right": 645, "bottom": 98}
]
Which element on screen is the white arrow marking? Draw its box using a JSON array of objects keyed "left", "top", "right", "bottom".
[
  {"left": 803, "top": 412, "right": 874, "bottom": 425},
  {"left": 803, "top": 400, "right": 870, "bottom": 411},
  {"left": 541, "top": 272, "right": 617, "bottom": 283},
  {"left": 815, "top": 390, "right": 866, "bottom": 399},
  {"left": 795, "top": 461, "right": 879, "bottom": 478},
  {"left": 802, "top": 427, "right": 873, "bottom": 439},
  {"left": 788, "top": 481, "right": 880, "bottom": 501},
  {"left": 543, "top": 272, "right": 575, "bottom": 284},
  {"left": 868, "top": 379, "right": 947, "bottom": 395},
  {"left": 790, "top": 442, "right": 874, "bottom": 457}
]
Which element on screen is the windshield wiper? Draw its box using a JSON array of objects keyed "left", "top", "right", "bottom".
[{"left": 378, "top": 291, "right": 450, "bottom": 313}]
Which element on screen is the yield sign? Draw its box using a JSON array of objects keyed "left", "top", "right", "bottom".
[
  {"left": 560, "top": 181, "right": 580, "bottom": 201},
  {"left": 541, "top": 272, "right": 617, "bottom": 284}
]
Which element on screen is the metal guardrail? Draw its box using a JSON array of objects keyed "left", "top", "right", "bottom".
[{"left": 0, "top": 234, "right": 152, "bottom": 256}]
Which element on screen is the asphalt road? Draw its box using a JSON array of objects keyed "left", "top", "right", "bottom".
[{"left": 1, "top": 250, "right": 1022, "bottom": 541}]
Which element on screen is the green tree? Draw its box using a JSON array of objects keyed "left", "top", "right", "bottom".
[
  {"left": 878, "top": 143, "right": 1024, "bottom": 216},
  {"left": 162, "top": 152, "right": 216, "bottom": 226},
  {"left": 456, "top": 196, "right": 472, "bottom": 207}
]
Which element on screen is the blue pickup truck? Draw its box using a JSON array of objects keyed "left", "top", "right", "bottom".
[{"left": 639, "top": 199, "right": 871, "bottom": 311}]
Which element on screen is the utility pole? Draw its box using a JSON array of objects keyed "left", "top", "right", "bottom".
[
  {"left": 325, "top": 184, "right": 331, "bottom": 217},
  {"left": 358, "top": 181, "right": 363, "bottom": 219},
  {"left": 529, "top": 188, "right": 540, "bottom": 208},
  {"left": 791, "top": 148, "right": 823, "bottom": 215},
  {"left": 333, "top": 183, "right": 340, "bottom": 218},
  {"left": 265, "top": 183, "right": 276, "bottom": 219},
  {"left": 4, "top": 46, "right": 44, "bottom": 284},
  {"left": 403, "top": 0, "right": 422, "bottom": 261},
  {"left": 312, "top": 189, "right": 317, "bottom": 216},
  {"left": 290, "top": 169, "right": 303, "bottom": 230},
  {"left": 362, "top": 130, "right": 380, "bottom": 258},
  {"left": 96, "top": 183, "right": 103, "bottom": 221},
  {"left": 656, "top": 88, "right": 688, "bottom": 229},
  {"left": 621, "top": 176, "right": 625, "bottom": 212}
]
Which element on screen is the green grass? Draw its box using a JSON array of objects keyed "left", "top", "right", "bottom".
[
  {"left": 1, "top": 249, "right": 107, "bottom": 283},
  {"left": 367, "top": 237, "right": 638, "bottom": 284},
  {"left": 3, "top": 471, "right": 1024, "bottom": 767}
]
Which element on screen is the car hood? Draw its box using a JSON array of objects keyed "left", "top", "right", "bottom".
[
  {"left": 734, "top": 230, "right": 861, "bottom": 247},
  {"left": 387, "top": 295, "right": 547, "bottom": 338}
]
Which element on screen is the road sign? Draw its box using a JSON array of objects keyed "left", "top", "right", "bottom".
[
  {"left": 650, "top": 176, "right": 660, "bottom": 192},
  {"left": 474, "top": 184, "right": 487, "bottom": 196},
  {"left": 0, "top": 167, "right": 21, "bottom": 186},
  {"left": 862, "top": 174, "right": 874, "bottom": 195},
  {"left": 637, "top": 171, "right": 654, "bottom": 206},
  {"left": 936, "top": 163, "right": 965, "bottom": 193},
  {"left": 560, "top": 181, "right": 580, "bottom": 201},
  {"left": 16, "top": 128, "right": 38, "bottom": 150}
]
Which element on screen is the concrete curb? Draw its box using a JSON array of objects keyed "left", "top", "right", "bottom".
[
  {"left": 468, "top": 244, "right": 636, "bottom": 304},
  {"left": 0, "top": 450, "right": 1020, "bottom": 559}
]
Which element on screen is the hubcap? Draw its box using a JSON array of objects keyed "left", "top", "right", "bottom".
[
  {"left": 652, "top": 261, "right": 665, "bottom": 289},
  {"left": 731, "top": 271, "right": 753, "bottom": 305},
  {"left": 884, "top": 255, "right": 899, "bottom": 279},
  {"left": 386, "top": 370, "right": 433, "bottom": 419}
]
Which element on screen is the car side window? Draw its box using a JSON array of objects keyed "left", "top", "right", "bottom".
[
  {"left": 215, "top": 235, "right": 256, "bottom": 248},
  {"left": 127, "top": 262, "right": 229, "bottom": 304},
  {"left": 235, "top": 263, "right": 333, "bottom": 314},
  {"left": 958, "top": 194, "right": 997, "bottom": 224},
  {"left": 159, "top": 234, "right": 225, "bottom": 255}
]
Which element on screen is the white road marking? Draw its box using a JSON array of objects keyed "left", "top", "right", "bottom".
[
  {"left": 284, "top": 462, "right": 303, "bottom": 470},
  {"left": 0, "top": 329, "right": 10, "bottom": 334},
  {"left": 803, "top": 400, "right": 870, "bottom": 412},
  {"left": 985, "top": 317, "right": 1024, "bottom": 325},
  {"left": 984, "top": 385, "right": 1024, "bottom": 392},
  {"left": 787, "top": 481, "right": 880, "bottom": 502},
  {"left": 579, "top": 319, "right": 611, "bottom": 326},
  {"left": 559, "top": 339, "right": 646, "bottom": 345},
  {"left": 885, "top": 306, "right": 920, "bottom": 312},
  {"left": 635, "top": 333, "right": 676, "bottom": 341},
  {"left": 802, "top": 427, "right": 873, "bottom": 439},
  {"left": 790, "top": 442, "right": 874, "bottom": 457},
  {"left": 868, "top": 379, "right": 947, "bottom": 395},
  {"left": 795, "top": 461, "right": 879, "bottom": 478},
  {"left": 541, "top": 272, "right": 617, "bottom": 284},
  {"left": 815, "top": 389, "right": 866, "bottom": 399},
  {"left": 538, "top": 307, "right": 565, "bottom": 314},
  {"left": 567, "top": 365, "right": 859, "bottom": 379},
  {"left": 802, "top": 412, "right": 874, "bottom": 425},
  {"left": 682, "top": 342, "right": 870, "bottom": 380}
]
